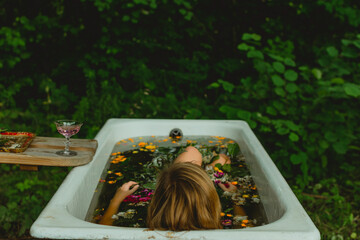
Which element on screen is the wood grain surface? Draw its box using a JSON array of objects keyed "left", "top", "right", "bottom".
[{"left": 0, "top": 137, "right": 98, "bottom": 167}]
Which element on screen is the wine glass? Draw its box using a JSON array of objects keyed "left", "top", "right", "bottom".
[{"left": 54, "top": 120, "right": 83, "bottom": 156}]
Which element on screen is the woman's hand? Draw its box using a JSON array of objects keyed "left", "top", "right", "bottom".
[
  {"left": 113, "top": 181, "right": 139, "bottom": 202},
  {"left": 218, "top": 181, "right": 237, "bottom": 192},
  {"left": 99, "top": 181, "right": 139, "bottom": 225}
]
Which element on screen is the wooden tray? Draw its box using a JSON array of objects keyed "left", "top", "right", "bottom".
[
  {"left": 0, "top": 132, "right": 35, "bottom": 153},
  {"left": 0, "top": 136, "right": 98, "bottom": 167}
]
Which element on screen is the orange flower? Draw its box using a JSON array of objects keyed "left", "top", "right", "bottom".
[
  {"left": 138, "top": 142, "right": 146, "bottom": 147},
  {"left": 145, "top": 145, "right": 156, "bottom": 150},
  {"left": 114, "top": 172, "right": 122, "bottom": 176},
  {"left": 220, "top": 212, "right": 225, "bottom": 217},
  {"left": 231, "top": 181, "right": 238, "bottom": 185},
  {"left": 108, "top": 180, "right": 116, "bottom": 184},
  {"left": 128, "top": 138, "right": 134, "bottom": 142},
  {"left": 242, "top": 220, "right": 249, "bottom": 224},
  {"left": 226, "top": 214, "right": 232, "bottom": 217}
]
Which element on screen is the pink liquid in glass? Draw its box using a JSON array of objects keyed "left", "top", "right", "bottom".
[{"left": 57, "top": 125, "right": 81, "bottom": 138}]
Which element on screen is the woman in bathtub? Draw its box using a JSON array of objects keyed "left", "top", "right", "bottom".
[{"left": 99, "top": 146, "right": 245, "bottom": 230}]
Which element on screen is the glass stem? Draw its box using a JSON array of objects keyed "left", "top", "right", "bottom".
[{"left": 64, "top": 137, "right": 70, "bottom": 154}]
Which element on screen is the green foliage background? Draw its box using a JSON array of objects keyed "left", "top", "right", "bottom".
[{"left": 0, "top": 0, "right": 359, "bottom": 239}]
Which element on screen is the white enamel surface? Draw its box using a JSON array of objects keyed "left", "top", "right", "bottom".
[{"left": 30, "top": 119, "right": 320, "bottom": 240}]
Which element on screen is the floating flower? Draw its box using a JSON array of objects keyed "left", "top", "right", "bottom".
[
  {"left": 138, "top": 142, "right": 146, "bottom": 147},
  {"left": 139, "top": 197, "right": 151, "bottom": 202},
  {"left": 145, "top": 145, "right": 156, "bottom": 150},
  {"left": 214, "top": 171, "right": 224, "bottom": 178},
  {"left": 115, "top": 209, "right": 137, "bottom": 219},
  {"left": 233, "top": 215, "right": 247, "bottom": 223},
  {"left": 221, "top": 219, "right": 232, "bottom": 226}
]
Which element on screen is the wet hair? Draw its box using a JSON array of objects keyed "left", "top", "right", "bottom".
[{"left": 146, "top": 162, "right": 222, "bottom": 231}]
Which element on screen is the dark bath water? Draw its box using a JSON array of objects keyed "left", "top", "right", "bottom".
[{"left": 86, "top": 135, "right": 268, "bottom": 229}]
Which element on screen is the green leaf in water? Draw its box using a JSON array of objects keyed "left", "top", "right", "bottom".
[
  {"left": 143, "top": 182, "right": 157, "bottom": 190},
  {"left": 222, "top": 164, "right": 231, "bottom": 173},
  {"left": 227, "top": 143, "right": 240, "bottom": 158}
]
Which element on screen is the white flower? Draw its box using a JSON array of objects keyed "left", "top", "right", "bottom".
[
  {"left": 115, "top": 209, "right": 137, "bottom": 219},
  {"left": 222, "top": 191, "right": 234, "bottom": 197},
  {"left": 135, "top": 201, "right": 148, "bottom": 206},
  {"left": 233, "top": 215, "right": 248, "bottom": 223},
  {"left": 123, "top": 209, "right": 136, "bottom": 219}
]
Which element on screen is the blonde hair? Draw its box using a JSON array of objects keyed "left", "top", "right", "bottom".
[{"left": 146, "top": 162, "right": 222, "bottom": 231}]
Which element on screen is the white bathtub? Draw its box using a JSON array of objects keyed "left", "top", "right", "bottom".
[{"left": 30, "top": 119, "right": 320, "bottom": 240}]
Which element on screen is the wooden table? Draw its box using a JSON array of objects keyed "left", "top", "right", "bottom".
[{"left": 0, "top": 137, "right": 98, "bottom": 170}]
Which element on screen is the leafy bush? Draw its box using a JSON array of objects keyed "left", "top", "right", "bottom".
[{"left": 0, "top": 165, "right": 70, "bottom": 237}]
